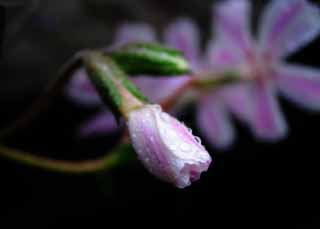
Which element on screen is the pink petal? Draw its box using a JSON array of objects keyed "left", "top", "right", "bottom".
[
  {"left": 220, "top": 84, "right": 253, "bottom": 122},
  {"left": 66, "top": 68, "right": 102, "bottom": 107},
  {"left": 133, "top": 76, "right": 191, "bottom": 103},
  {"left": 206, "top": 37, "right": 245, "bottom": 71},
  {"left": 79, "top": 110, "right": 119, "bottom": 137},
  {"left": 213, "top": 0, "right": 253, "bottom": 57},
  {"left": 164, "top": 18, "right": 200, "bottom": 68},
  {"left": 114, "top": 23, "right": 157, "bottom": 46},
  {"left": 259, "top": 0, "right": 320, "bottom": 59},
  {"left": 197, "top": 94, "right": 235, "bottom": 149},
  {"left": 275, "top": 64, "right": 320, "bottom": 110},
  {"left": 128, "top": 105, "right": 211, "bottom": 188},
  {"left": 249, "top": 79, "right": 287, "bottom": 140}
]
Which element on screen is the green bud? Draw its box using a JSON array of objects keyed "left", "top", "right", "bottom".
[{"left": 109, "top": 42, "right": 191, "bottom": 76}]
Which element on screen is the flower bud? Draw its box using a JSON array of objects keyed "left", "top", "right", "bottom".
[
  {"left": 127, "top": 104, "right": 212, "bottom": 188},
  {"left": 109, "top": 43, "right": 191, "bottom": 75}
]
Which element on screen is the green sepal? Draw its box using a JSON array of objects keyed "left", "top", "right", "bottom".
[
  {"left": 83, "top": 51, "right": 148, "bottom": 120},
  {"left": 109, "top": 42, "right": 191, "bottom": 76}
]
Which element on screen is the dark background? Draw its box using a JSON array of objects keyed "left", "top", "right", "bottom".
[{"left": 0, "top": 0, "right": 319, "bottom": 228}]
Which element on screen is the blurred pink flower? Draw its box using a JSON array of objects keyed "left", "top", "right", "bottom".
[
  {"left": 209, "top": 0, "right": 320, "bottom": 140},
  {"left": 128, "top": 104, "right": 211, "bottom": 188},
  {"left": 67, "top": 0, "right": 320, "bottom": 149},
  {"left": 67, "top": 19, "right": 245, "bottom": 149}
]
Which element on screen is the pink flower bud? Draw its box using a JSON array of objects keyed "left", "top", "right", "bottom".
[{"left": 127, "top": 104, "right": 212, "bottom": 188}]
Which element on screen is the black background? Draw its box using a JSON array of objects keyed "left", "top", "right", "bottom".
[{"left": 0, "top": 0, "right": 319, "bottom": 228}]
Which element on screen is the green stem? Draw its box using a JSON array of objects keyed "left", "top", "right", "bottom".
[
  {"left": 0, "top": 142, "right": 133, "bottom": 174},
  {"left": 191, "top": 70, "right": 244, "bottom": 89}
]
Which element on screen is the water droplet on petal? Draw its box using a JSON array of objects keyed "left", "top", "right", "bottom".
[{"left": 194, "top": 136, "right": 202, "bottom": 144}]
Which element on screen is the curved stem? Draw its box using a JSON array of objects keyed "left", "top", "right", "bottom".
[
  {"left": 159, "top": 71, "right": 244, "bottom": 110},
  {"left": 0, "top": 52, "right": 84, "bottom": 140},
  {"left": 190, "top": 70, "right": 244, "bottom": 89},
  {"left": 0, "top": 141, "right": 133, "bottom": 174}
]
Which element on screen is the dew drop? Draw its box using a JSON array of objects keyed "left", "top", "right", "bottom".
[{"left": 194, "top": 136, "right": 202, "bottom": 144}]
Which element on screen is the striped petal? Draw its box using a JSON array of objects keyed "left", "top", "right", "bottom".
[
  {"left": 206, "top": 37, "right": 246, "bottom": 71},
  {"left": 164, "top": 18, "right": 200, "bottom": 68},
  {"left": 220, "top": 84, "right": 252, "bottom": 122},
  {"left": 213, "top": 0, "right": 253, "bottom": 57},
  {"left": 249, "top": 79, "right": 287, "bottom": 141},
  {"left": 133, "top": 76, "right": 191, "bottom": 103},
  {"left": 197, "top": 94, "right": 235, "bottom": 149},
  {"left": 259, "top": 0, "right": 320, "bottom": 59},
  {"left": 275, "top": 64, "right": 320, "bottom": 110}
]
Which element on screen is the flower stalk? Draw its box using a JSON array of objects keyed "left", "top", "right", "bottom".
[{"left": 0, "top": 142, "right": 135, "bottom": 174}]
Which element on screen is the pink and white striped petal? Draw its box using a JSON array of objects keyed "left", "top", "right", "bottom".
[
  {"left": 133, "top": 76, "right": 191, "bottom": 103},
  {"left": 164, "top": 18, "right": 200, "bottom": 68},
  {"left": 220, "top": 84, "right": 253, "bottom": 122},
  {"left": 275, "top": 64, "right": 320, "bottom": 110},
  {"left": 213, "top": 0, "right": 253, "bottom": 57},
  {"left": 197, "top": 94, "right": 235, "bottom": 149},
  {"left": 259, "top": 0, "right": 320, "bottom": 59},
  {"left": 206, "top": 38, "right": 246, "bottom": 72},
  {"left": 128, "top": 104, "right": 211, "bottom": 188},
  {"left": 249, "top": 79, "right": 287, "bottom": 141}
]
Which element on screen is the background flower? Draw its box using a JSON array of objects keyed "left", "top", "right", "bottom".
[
  {"left": 67, "top": 17, "right": 254, "bottom": 150},
  {"left": 209, "top": 0, "right": 320, "bottom": 140}
]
